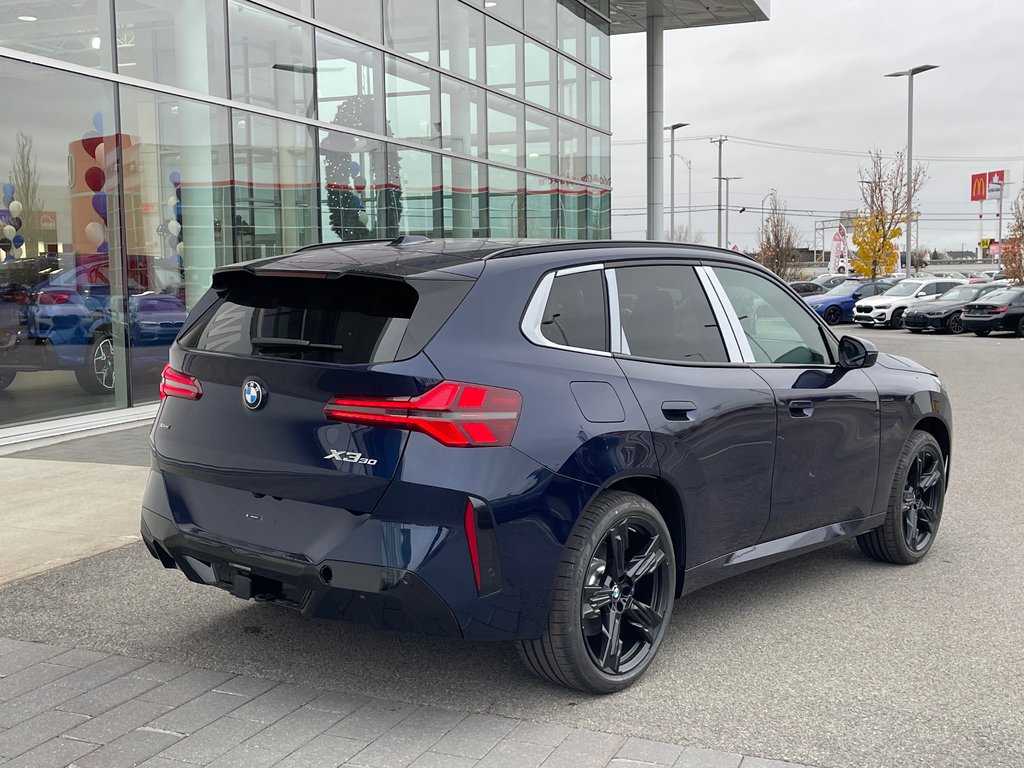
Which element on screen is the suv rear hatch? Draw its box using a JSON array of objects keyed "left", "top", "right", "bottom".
[{"left": 154, "top": 261, "right": 476, "bottom": 557}]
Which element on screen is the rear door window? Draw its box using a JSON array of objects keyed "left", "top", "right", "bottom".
[{"left": 181, "top": 274, "right": 471, "bottom": 365}]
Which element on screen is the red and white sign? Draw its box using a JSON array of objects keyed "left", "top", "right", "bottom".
[
  {"left": 988, "top": 169, "right": 1006, "bottom": 199},
  {"left": 830, "top": 222, "right": 850, "bottom": 273}
]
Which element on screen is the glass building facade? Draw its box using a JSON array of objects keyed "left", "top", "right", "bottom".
[{"left": 0, "top": 0, "right": 611, "bottom": 430}]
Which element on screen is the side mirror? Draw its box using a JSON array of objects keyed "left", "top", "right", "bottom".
[
  {"left": 851, "top": 291, "right": 862, "bottom": 300},
  {"left": 916, "top": 291, "right": 927, "bottom": 298},
  {"left": 838, "top": 335, "right": 878, "bottom": 370}
]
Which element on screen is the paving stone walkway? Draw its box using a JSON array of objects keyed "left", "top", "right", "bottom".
[{"left": 0, "top": 638, "right": 822, "bottom": 768}]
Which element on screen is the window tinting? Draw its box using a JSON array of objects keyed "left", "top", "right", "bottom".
[
  {"left": 711, "top": 267, "right": 831, "bottom": 366},
  {"left": 184, "top": 275, "right": 470, "bottom": 365},
  {"left": 613, "top": 266, "right": 728, "bottom": 363},
  {"left": 540, "top": 270, "right": 608, "bottom": 351}
]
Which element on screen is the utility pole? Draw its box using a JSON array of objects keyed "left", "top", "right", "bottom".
[
  {"left": 715, "top": 176, "right": 742, "bottom": 247},
  {"left": 711, "top": 136, "right": 727, "bottom": 247},
  {"left": 664, "top": 122, "right": 689, "bottom": 240}
]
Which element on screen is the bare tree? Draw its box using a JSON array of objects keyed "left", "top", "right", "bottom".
[
  {"left": 667, "top": 225, "right": 705, "bottom": 244},
  {"left": 756, "top": 191, "right": 802, "bottom": 280},
  {"left": 9, "top": 132, "right": 43, "bottom": 256},
  {"left": 1002, "top": 187, "right": 1024, "bottom": 285},
  {"left": 852, "top": 148, "right": 927, "bottom": 279}
]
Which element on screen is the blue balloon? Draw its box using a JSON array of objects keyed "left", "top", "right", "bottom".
[
  {"left": 92, "top": 111, "right": 104, "bottom": 133},
  {"left": 0, "top": 211, "right": 9, "bottom": 225},
  {"left": 12, "top": 235, "right": 24, "bottom": 249},
  {"left": 353, "top": 198, "right": 362, "bottom": 210},
  {"left": 2, "top": 183, "right": 13, "bottom": 198},
  {"left": 350, "top": 161, "right": 361, "bottom": 177},
  {"left": 92, "top": 192, "right": 107, "bottom": 222},
  {"left": 169, "top": 170, "right": 181, "bottom": 187},
  {"left": 174, "top": 202, "right": 182, "bottom": 221},
  {"left": 97, "top": 241, "right": 109, "bottom": 254}
]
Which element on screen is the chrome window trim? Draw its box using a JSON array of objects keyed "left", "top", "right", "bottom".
[
  {"left": 520, "top": 267, "right": 613, "bottom": 357},
  {"left": 696, "top": 266, "right": 751, "bottom": 363}
]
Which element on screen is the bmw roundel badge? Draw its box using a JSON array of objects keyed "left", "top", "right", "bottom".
[{"left": 242, "top": 380, "right": 265, "bottom": 410}]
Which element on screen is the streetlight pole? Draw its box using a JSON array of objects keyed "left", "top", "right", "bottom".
[
  {"left": 664, "top": 122, "right": 689, "bottom": 240},
  {"left": 711, "top": 136, "right": 727, "bottom": 247},
  {"left": 886, "top": 64, "right": 938, "bottom": 278},
  {"left": 715, "top": 176, "right": 742, "bottom": 247}
]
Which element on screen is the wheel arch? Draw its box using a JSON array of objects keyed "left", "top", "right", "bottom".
[
  {"left": 915, "top": 415, "right": 952, "bottom": 488},
  {"left": 600, "top": 473, "right": 687, "bottom": 597}
]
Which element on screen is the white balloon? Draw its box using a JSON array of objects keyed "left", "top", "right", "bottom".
[
  {"left": 85, "top": 221, "right": 105, "bottom": 247},
  {"left": 167, "top": 195, "right": 178, "bottom": 210},
  {"left": 168, "top": 221, "right": 182, "bottom": 237},
  {"left": 2, "top": 225, "right": 14, "bottom": 240},
  {"left": 175, "top": 242, "right": 184, "bottom": 256},
  {"left": 8, "top": 200, "right": 22, "bottom": 217},
  {"left": 95, "top": 144, "right": 106, "bottom": 167}
]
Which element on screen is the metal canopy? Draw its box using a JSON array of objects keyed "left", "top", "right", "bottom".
[{"left": 609, "top": 0, "right": 770, "bottom": 35}]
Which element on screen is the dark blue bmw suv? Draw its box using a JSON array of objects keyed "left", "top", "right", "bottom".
[{"left": 142, "top": 238, "right": 952, "bottom": 693}]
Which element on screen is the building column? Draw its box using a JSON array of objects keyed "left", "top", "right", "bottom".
[{"left": 646, "top": 5, "right": 664, "bottom": 241}]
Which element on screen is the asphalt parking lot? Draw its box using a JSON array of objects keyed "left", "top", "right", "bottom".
[{"left": 0, "top": 325, "right": 1022, "bottom": 768}]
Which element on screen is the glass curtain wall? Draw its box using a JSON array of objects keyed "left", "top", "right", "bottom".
[{"left": 0, "top": 0, "right": 611, "bottom": 430}]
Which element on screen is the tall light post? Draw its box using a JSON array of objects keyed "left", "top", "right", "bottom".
[
  {"left": 711, "top": 136, "right": 728, "bottom": 246},
  {"left": 664, "top": 122, "right": 689, "bottom": 239},
  {"left": 885, "top": 64, "right": 938, "bottom": 278},
  {"left": 715, "top": 176, "right": 742, "bottom": 247}
]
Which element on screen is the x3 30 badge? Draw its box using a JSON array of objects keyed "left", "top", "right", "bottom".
[{"left": 324, "top": 449, "right": 378, "bottom": 465}]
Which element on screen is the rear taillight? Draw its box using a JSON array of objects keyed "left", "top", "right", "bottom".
[
  {"left": 160, "top": 363, "right": 203, "bottom": 400},
  {"left": 324, "top": 380, "right": 521, "bottom": 447},
  {"left": 38, "top": 292, "right": 72, "bottom": 305}
]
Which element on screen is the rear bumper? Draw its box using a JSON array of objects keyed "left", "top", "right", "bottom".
[
  {"left": 962, "top": 316, "right": 1004, "bottom": 332},
  {"left": 142, "top": 505, "right": 463, "bottom": 637}
]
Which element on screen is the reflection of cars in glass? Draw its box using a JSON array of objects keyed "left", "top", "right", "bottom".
[
  {"left": 903, "top": 284, "right": 1007, "bottom": 334},
  {"left": 961, "top": 287, "right": 1024, "bottom": 337},
  {"left": 812, "top": 273, "right": 849, "bottom": 290},
  {"left": 142, "top": 238, "right": 953, "bottom": 694},
  {"left": 852, "top": 278, "right": 966, "bottom": 329},
  {"left": 0, "top": 264, "right": 186, "bottom": 394},
  {"left": 804, "top": 279, "right": 893, "bottom": 325},
  {"left": 788, "top": 280, "right": 827, "bottom": 296}
]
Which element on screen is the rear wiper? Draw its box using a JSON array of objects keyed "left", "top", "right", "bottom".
[{"left": 250, "top": 337, "right": 344, "bottom": 352}]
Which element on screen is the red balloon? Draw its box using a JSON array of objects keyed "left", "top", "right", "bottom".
[
  {"left": 81, "top": 136, "right": 102, "bottom": 159},
  {"left": 85, "top": 167, "right": 105, "bottom": 192}
]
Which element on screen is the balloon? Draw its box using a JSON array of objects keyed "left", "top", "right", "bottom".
[
  {"left": 92, "top": 111, "right": 104, "bottom": 132},
  {"left": 97, "top": 241, "right": 109, "bottom": 254},
  {"left": 85, "top": 221, "right": 105, "bottom": 247},
  {"left": 8, "top": 200, "right": 22, "bottom": 217},
  {"left": 2, "top": 183, "right": 13, "bottom": 198},
  {"left": 353, "top": 175, "right": 367, "bottom": 191},
  {"left": 353, "top": 198, "right": 361, "bottom": 210},
  {"left": 169, "top": 171, "right": 181, "bottom": 187},
  {"left": 95, "top": 144, "right": 106, "bottom": 167},
  {"left": 350, "top": 161, "right": 361, "bottom": 176},
  {"left": 91, "top": 193, "right": 107, "bottom": 222},
  {"left": 12, "top": 235, "right": 24, "bottom": 249},
  {"left": 0, "top": 211, "right": 8, "bottom": 225},
  {"left": 10, "top": 217, "right": 22, "bottom": 231},
  {"left": 2, "top": 225, "right": 14, "bottom": 240},
  {"left": 85, "top": 167, "right": 105, "bottom": 192},
  {"left": 175, "top": 242, "right": 184, "bottom": 256},
  {"left": 0, "top": 238, "right": 10, "bottom": 252},
  {"left": 167, "top": 221, "right": 181, "bottom": 237},
  {"left": 167, "top": 195, "right": 178, "bottom": 210},
  {"left": 174, "top": 202, "right": 182, "bottom": 221},
  {"left": 81, "top": 136, "right": 102, "bottom": 159}
]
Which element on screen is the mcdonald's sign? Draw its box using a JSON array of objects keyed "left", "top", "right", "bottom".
[{"left": 970, "top": 173, "right": 987, "bottom": 201}]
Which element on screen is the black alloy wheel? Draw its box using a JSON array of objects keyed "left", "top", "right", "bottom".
[
  {"left": 0, "top": 371, "right": 15, "bottom": 391},
  {"left": 1017, "top": 316, "right": 1024, "bottom": 337},
  {"left": 900, "top": 445, "right": 944, "bottom": 553},
  {"left": 516, "top": 491, "right": 676, "bottom": 693},
  {"left": 858, "top": 429, "right": 944, "bottom": 565},
  {"left": 889, "top": 308, "right": 906, "bottom": 329},
  {"left": 580, "top": 517, "right": 671, "bottom": 678},
  {"left": 947, "top": 313, "right": 965, "bottom": 334},
  {"left": 823, "top": 306, "right": 842, "bottom": 325}
]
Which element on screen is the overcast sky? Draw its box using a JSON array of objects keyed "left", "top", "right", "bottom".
[{"left": 609, "top": 0, "right": 1024, "bottom": 256}]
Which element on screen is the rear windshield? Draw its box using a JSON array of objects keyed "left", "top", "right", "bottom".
[{"left": 180, "top": 274, "right": 471, "bottom": 365}]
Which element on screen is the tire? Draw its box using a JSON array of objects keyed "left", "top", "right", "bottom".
[
  {"left": 0, "top": 371, "right": 15, "bottom": 391},
  {"left": 908, "top": 329, "right": 923, "bottom": 334},
  {"left": 75, "top": 332, "right": 116, "bottom": 395},
  {"left": 947, "top": 313, "right": 965, "bottom": 335},
  {"left": 823, "top": 306, "right": 842, "bottom": 326},
  {"left": 1017, "top": 317, "right": 1024, "bottom": 337},
  {"left": 857, "top": 430, "right": 945, "bottom": 565},
  {"left": 859, "top": 323, "right": 873, "bottom": 329},
  {"left": 974, "top": 329, "right": 990, "bottom": 337},
  {"left": 888, "top": 308, "right": 905, "bottom": 329},
  {"left": 516, "top": 490, "right": 676, "bottom": 694}
]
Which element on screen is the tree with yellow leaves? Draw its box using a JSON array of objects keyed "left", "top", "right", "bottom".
[{"left": 850, "top": 149, "right": 926, "bottom": 280}]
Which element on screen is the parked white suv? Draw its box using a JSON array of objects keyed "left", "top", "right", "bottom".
[{"left": 853, "top": 278, "right": 966, "bottom": 329}]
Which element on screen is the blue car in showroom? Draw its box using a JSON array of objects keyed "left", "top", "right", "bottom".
[
  {"left": 803, "top": 279, "right": 894, "bottom": 325},
  {"left": 142, "top": 238, "right": 952, "bottom": 693}
]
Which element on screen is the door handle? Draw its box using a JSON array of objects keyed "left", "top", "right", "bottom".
[
  {"left": 662, "top": 401, "right": 697, "bottom": 421},
  {"left": 788, "top": 399, "right": 814, "bottom": 418}
]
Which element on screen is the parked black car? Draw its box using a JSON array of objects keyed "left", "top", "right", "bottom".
[
  {"left": 961, "top": 287, "right": 1024, "bottom": 336},
  {"left": 904, "top": 283, "right": 1006, "bottom": 334},
  {"left": 788, "top": 280, "right": 827, "bottom": 296},
  {"left": 143, "top": 238, "right": 953, "bottom": 694}
]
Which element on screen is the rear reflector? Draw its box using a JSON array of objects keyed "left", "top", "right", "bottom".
[
  {"left": 464, "top": 498, "right": 502, "bottom": 595},
  {"left": 160, "top": 363, "right": 203, "bottom": 400},
  {"left": 324, "top": 380, "right": 521, "bottom": 447},
  {"left": 464, "top": 500, "right": 481, "bottom": 592}
]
